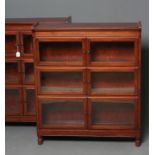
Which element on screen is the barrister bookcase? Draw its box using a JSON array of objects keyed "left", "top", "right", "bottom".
[
  {"left": 5, "top": 17, "right": 72, "bottom": 122},
  {"left": 34, "top": 22, "right": 141, "bottom": 146}
]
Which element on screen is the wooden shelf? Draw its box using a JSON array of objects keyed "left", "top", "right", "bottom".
[
  {"left": 5, "top": 17, "right": 72, "bottom": 123},
  {"left": 34, "top": 22, "right": 141, "bottom": 145},
  {"left": 5, "top": 20, "right": 141, "bottom": 146}
]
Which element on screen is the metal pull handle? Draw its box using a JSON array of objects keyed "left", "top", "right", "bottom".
[
  {"left": 16, "top": 45, "right": 21, "bottom": 58},
  {"left": 16, "top": 51, "right": 21, "bottom": 57}
]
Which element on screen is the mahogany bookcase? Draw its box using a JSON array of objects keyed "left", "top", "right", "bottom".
[
  {"left": 5, "top": 17, "right": 72, "bottom": 122},
  {"left": 33, "top": 22, "right": 141, "bottom": 146}
]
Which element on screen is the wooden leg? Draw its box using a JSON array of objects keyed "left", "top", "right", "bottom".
[
  {"left": 135, "top": 138, "right": 141, "bottom": 147},
  {"left": 38, "top": 136, "right": 43, "bottom": 145}
]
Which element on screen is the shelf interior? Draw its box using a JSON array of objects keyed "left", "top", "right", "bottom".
[
  {"left": 24, "top": 63, "right": 34, "bottom": 83},
  {"left": 5, "top": 62, "right": 19, "bottom": 83},
  {"left": 5, "top": 88, "right": 21, "bottom": 114},
  {"left": 92, "top": 99, "right": 135, "bottom": 127},
  {"left": 25, "top": 89, "right": 35, "bottom": 113},
  {"left": 39, "top": 42, "right": 83, "bottom": 63},
  {"left": 5, "top": 35, "right": 16, "bottom": 55},
  {"left": 90, "top": 42, "right": 134, "bottom": 63},
  {"left": 40, "top": 72, "right": 83, "bottom": 93},
  {"left": 91, "top": 72, "right": 135, "bottom": 95},
  {"left": 23, "top": 35, "right": 33, "bottom": 54},
  {"left": 41, "top": 100, "right": 84, "bottom": 125}
]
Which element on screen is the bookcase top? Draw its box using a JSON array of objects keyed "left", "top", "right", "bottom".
[
  {"left": 35, "top": 22, "right": 141, "bottom": 31},
  {"left": 5, "top": 17, "right": 71, "bottom": 24}
]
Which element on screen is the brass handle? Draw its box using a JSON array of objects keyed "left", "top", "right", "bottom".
[
  {"left": 16, "top": 45, "right": 21, "bottom": 58},
  {"left": 16, "top": 51, "right": 21, "bottom": 58}
]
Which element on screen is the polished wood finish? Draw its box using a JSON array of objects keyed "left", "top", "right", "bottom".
[
  {"left": 5, "top": 17, "right": 72, "bottom": 123},
  {"left": 35, "top": 22, "right": 141, "bottom": 31},
  {"left": 6, "top": 17, "right": 72, "bottom": 24},
  {"left": 34, "top": 22, "right": 141, "bottom": 146}
]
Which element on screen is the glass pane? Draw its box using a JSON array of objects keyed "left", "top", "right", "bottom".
[
  {"left": 23, "top": 35, "right": 33, "bottom": 54},
  {"left": 5, "top": 88, "right": 21, "bottom": 114},
  {"left": 39, "top": 42, "right": 83, "bottom": 63},
  {"left": 90, "top": 42, "right": 134, "bottom": 63},
  {"left": 41, "top": 100, "right": 84, "bottom": 126},
  {"left": 40, "top": 72, "right": 83, "bottom": 93},
  {"left": 5, "top": 62, "right": 19, "bottom": 83},
  {"left": 5, "top": 35, "right": 16, "bottom": 55},
  {"left": 25, "top": 89, "right": 35, "bottom": 113},
  {"left": 92, "top": 99, "right": 135, "bottom": 128},
  {"left": 24, "top": 63, "right": 34, "bottom": 83},
  {"left": 91, "top": 72, "right": 135, "bottom": 95}
]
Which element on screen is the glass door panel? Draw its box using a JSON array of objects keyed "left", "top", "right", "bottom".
[
  {"left": 39, "top": 70, "right": 85, "bottom": 94},
  {"left": 22, "top": 34, "right": 33, "bottom": 54},
  {"left": 38, "top": 40, "right": 84, "bottom": 65},
  {"left": 39, "top": 98, "right": 86, "bottom": 128},
  {"left": 5, "top": 34, "right": 17, "bottom": 57},
  {"left": 23, "top": 62, "right": 34, "bottom": 84},
  {"left": 89, "top": 98, "right": 136, "bottom": 129},
  {"left": 24, "top": 88, "right": 36, "bottom": 115},
  {"left": 90, "top": 71, "right": 136, "bottom": 95},
  {"left": 5, "top": 87, "right": 22, "bottom": 115},
  {"left": 5, "top": 61, "right": 21, "bottom": 84},
  {"left": 89, "top": 40, "right": 136, "bottom": 66}
]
